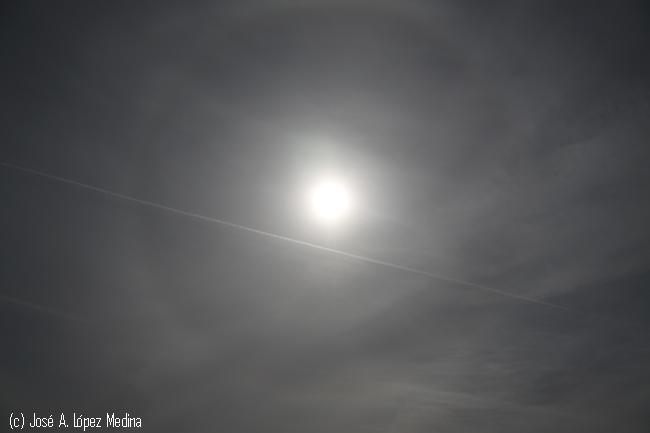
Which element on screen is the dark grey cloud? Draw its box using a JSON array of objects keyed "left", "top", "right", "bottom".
[{"left": 2, "top": 1, "right": 650, "bottom": 432}]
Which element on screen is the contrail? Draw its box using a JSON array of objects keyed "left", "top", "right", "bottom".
[
  {"left": 1, "top": 161, "right": 647, "bottom": 331},
  {"left": 0, "top": 293, "right": 101, "bottom": 326}
]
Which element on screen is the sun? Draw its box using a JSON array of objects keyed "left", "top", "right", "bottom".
[{"left": 310, "top": 180, "right": 351, "bottom": 222}]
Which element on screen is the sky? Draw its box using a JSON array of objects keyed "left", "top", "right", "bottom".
[{"left": 1, "top": 1, "right": 650, "bottom": 431}]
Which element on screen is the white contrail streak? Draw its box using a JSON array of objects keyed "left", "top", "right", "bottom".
[
  {"left": 0, "top": 293, "right": 100, "bottom": 326},
  {"left": 0, "top": 161, "right": 647, "bottom": 331}
]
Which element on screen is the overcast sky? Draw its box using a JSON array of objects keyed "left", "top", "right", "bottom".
[{"left": 2, "top": 1, "right": 650, "bottom": 432}]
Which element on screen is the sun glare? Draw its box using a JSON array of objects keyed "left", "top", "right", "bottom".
[{"left": 310, "top": 180, "right": 351, "bottom": 222}]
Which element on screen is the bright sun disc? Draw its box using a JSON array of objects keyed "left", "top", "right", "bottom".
[{"left": 311, "top": 181, "right": 351, "bottom": 221}]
